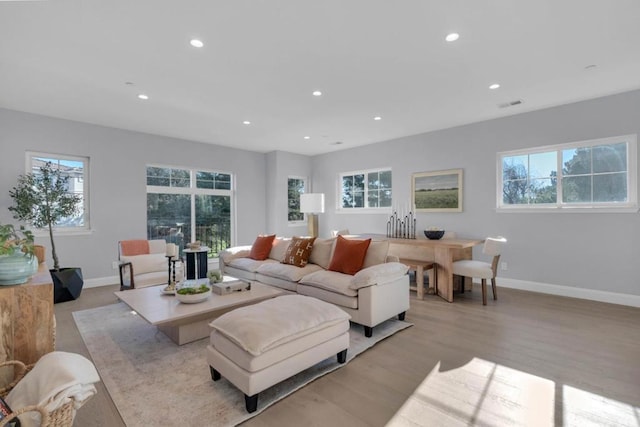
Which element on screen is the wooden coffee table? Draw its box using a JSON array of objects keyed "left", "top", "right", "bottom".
[{"left": 114, "top": 279, "right": 285, "bottom": 345}]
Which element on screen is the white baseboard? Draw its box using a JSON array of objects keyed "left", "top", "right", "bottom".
[
  {"left": 84, "top": 275, "right": 119, "bottom": 288},
  {"left": 496, "top": 277, "right": 640, "bottom": 308}
]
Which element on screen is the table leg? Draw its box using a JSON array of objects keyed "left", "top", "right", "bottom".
[{"left": 434, "top": 247, "right": 454, "bottom": 302}]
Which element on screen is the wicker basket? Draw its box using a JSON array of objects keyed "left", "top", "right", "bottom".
[{"left": 0, "top": 360, "right": 75, "bottom": 427}]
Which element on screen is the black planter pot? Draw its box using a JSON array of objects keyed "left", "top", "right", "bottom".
[{"left": 50, "top": 267, "right": 84, "bottom": 303}]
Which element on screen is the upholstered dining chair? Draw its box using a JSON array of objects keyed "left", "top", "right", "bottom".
[{"left": 452, "top": 236, "right": 507, "bottom": 305}]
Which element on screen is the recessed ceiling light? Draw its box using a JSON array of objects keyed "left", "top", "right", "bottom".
[
  {"left": 137, "top": 94, "right": 149, "bottom": 100},
  {"left": 373, "top": 116, "right": 382, "bottom": 121},
  {"left": 242, "top": 120, "right": 251, "bottom": 125},
  {"left": 445, "top": 33, "right": 459, "bottom": 42},
  {"left": 312, "top": 90, "right": 322, "bottom": 97},
  {"left": 303, "top": 136, "right": 310, "bottom": 140},
  {"left": 190, "top": 39, "right": 204, "bottom": 48},
  {"left": 489, "top": 83, "right": 500, "bottom": 90},
  {"left": 331, "top": 141, "right": 343, "bottom": 145}
]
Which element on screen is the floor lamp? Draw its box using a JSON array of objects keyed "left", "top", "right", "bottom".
[{"left": 300, "top": 193, "right": 325, "bottom": 238}]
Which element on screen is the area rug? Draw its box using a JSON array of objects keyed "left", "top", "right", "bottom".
[{"left": 73, "top": 302, "right": 412, "bottom": 426}]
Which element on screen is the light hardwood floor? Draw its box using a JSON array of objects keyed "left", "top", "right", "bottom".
[{"left": 55, "top": 284, "right": 640, "bottom": 426}]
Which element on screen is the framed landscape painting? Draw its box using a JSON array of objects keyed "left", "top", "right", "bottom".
[{"left": 412, "top": 169, "right": 463, "bottom": 212}]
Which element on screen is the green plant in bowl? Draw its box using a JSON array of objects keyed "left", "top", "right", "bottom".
[{"left": 177, "top": 284, "right": 210, "bottom": 295}]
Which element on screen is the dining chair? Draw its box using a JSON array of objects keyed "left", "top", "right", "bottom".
[{"left": 452, "top": 236, "right": 507, "bottom": 305}]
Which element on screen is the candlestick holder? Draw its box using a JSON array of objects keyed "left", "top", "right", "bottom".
[{"left": 386, "top": 210, "right": 416, "bottom": 239}]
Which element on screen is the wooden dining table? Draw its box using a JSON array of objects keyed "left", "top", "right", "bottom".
[{"left": 354, "top": 235, "right": 484, "bottom": 302}]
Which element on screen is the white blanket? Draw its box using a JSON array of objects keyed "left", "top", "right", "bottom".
[
  {"left": 6, "top": 351, "right": 100, "bottom": 427},
  {"left": 210, "top": 295, "right": 350, "bottom": 356}
]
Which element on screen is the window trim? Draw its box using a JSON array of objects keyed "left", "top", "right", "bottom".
[
  {"left": 337, "top": 167, "right": 393, "bottom": 212},
  {"left": 496, "top": 134, "right": 638, "bottom": 213},
  {"left": 287, "top": 175, "right": 307, "bottom": 226},
  {"left": 146, "top": 163, "right": 235, "bottom": 244},
  {"left": 26, "top": 151, "right": 91, "bottom": 234}
]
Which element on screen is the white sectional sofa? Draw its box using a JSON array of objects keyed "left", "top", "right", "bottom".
[{"left": 219, "top": 236, "right": 410, "bottom": 337}]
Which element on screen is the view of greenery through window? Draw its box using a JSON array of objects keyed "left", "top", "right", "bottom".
[
  {"left": 28, "top": 153, "right": 88, "bottom": 228},
  {"left": 288, "top": 177, "right": 306, "bottom": 221},
  {"left": 341, "top": 169, "right": 392, "bottom": 209},
  {"left": 146, "top": 166, "right": 232, "bottom": 257},
  {"left": 501, "top": 139, "right": 631, "bottom": 207}
]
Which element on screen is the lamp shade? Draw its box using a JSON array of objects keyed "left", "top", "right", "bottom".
[{"left": 300, "top": 193, "right": 325, "bottom": 214}]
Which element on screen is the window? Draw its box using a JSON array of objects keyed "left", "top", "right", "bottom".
[
  {"left": 288, "top": 177, "right": 306, "bottom": 223},
  {"left": 27, "top": 152, "right": 90, "bottom": 230},
  {"left": 340, "top": 168, "right": 392, "bottom": 210},
  {"left": 498, "top": 135, "right": 637, "bottom": 211},
  {"left": 146, "top": 166, "right": 233, "bottom": 257}
]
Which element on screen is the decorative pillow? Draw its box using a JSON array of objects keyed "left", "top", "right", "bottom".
[
  {"left": 249, "top": 234, "right": 276, "bottom": 260},
  {"left": 309, "top": 238, "right": 336, "bottom": 269},
  {"left": 362, "top": 240, "right": 389, "bottom": 268},
  {"left": 269, "top": 237, "right": 291, "bottom": 261},
  {"left": 120, "top": 253, "right": 166, "bottom": 275},
  {"left": 328, "top": 236, "right": 371, "bottom": 275},
  {"left": 282, "top": 236, "right": 316, "bottom": 267}
]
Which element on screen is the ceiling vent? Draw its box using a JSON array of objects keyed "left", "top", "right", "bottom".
[{"left": 498, "top": 99, "right": 524, "bottom": 109}]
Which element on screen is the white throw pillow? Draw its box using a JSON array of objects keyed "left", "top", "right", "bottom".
[
  {"left": 362, "top": 240, "right": 389, "bottom": 269},
  {"left": 309, "top": 238, "right": 336, "bottom": 269}
]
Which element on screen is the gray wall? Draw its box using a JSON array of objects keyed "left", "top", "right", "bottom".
[
  {"left": 312, "top": 90, "right": 640, "bottom": 297},
  {"left": 0, "top": 108, "right": 267, "bottom": 282},
  {"left": 2, "top": 89, "right": 639, "bottom": 300},
  {"left": 264, "top": 151, "right": 311, "bottom": 237}
]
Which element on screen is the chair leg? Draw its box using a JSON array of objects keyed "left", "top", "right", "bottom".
[
  {"left": 481, "top": 279, "right": 487, "bottom": 305},
  {"left": 491, "top": 278, "right": 498, "bottom": 300}
]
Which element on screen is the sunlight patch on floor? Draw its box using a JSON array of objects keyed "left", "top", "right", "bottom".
[{"left": 386, "top": 357, "right": 639, "bottom": 427}]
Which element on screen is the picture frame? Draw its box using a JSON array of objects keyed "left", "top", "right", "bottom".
[{"left": 412, "top": 168, "right": 463, "bottom": 212}]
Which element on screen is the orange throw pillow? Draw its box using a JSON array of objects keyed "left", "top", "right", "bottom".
[
  {"left": 282, "top": 236, "right": 316, "bottom": 267},
  {"left": 328, "top": 235, "right": 371, "bottom": 275},
  {"left": 249, "top": 234, "right": 276, "bottom": 260}
]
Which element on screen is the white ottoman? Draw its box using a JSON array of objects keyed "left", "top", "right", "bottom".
[{"left": 206, "top": 294, "right": 351, "bottom": 413}]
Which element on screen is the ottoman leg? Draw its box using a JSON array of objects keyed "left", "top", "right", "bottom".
[
  {"left": 210, "top": 366, "right": 221, "bottom": 381},
  {"left": 398, "top": 311, "right": 406, "bottom": 321},
  {"left": 245, "top": 394, "right": 259, "bottom": 413},
  {"left": 337, "top": 349, "right": 347, "bottom": 364},
  {"left": 364, "top": 326, "right": 373, "bottom": 337}
]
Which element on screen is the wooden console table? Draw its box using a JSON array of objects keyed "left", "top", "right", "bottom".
[
  {"left": 0, "top": 263, "right": 55, "bottom": 366},
  {"left": 354, "top": 235, "right": 484, "bottom": 303}
]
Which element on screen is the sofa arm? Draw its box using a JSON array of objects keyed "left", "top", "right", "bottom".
[
  {"left": 219, "top": 246, "right": 252, "bottom": 267},
  {"left": 349, "top": 262, "right": 409, "bottom": 290}
]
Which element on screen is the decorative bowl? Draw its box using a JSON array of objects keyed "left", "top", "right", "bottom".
[
  {"left": 424, "top": 229, "right": 445, "bottom": 240},
  {"left": 175, "top": 282, "right": 211, "bottom": 303}
]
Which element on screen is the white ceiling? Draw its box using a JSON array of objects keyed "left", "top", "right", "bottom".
[{"left": 1, "top": 1, "right": 640, "bottom": 156}]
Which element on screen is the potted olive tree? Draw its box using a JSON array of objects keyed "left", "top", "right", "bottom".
[{"left": 9, "top": 161, "right": 84, "bottom": 302}]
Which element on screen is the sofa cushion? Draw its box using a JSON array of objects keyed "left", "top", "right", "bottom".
[
  {"left": 299, "top": 270, "right": 358, "bottom": 297},
  {"left": 120, "top": 253, "right": 166, "bottom": 275},
  {"left": 350, "top": 262, "right": 409, "bottom": 290},
  {"left": 257, "top": 261, "right": 322, "bottom": 282},
  {"left": 269, "top": 237, "right": 291, "bottom": 261},
  {"left": 328, "top": 236, "right": 371, "bottom": 275},
  {"left": 228, "top": 257, "right": 277, "bottom": 273},
  {"left": 296, "top": 284, "right": 359, "bottom": 309},
  {"left": 362, "top": 240, "right": 390, "bottom": 269},
  {"left": 309, "top": 238, "right": 335, "bottom": 269},
  {"left": 249, "top": 234, "right": 276, "bottom": 260},
  {"left": 282, "top": 236, "right": 316, "bottom": 267}
]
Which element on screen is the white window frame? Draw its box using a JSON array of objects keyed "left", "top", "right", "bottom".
[
  {"left": 26, "top": 151, "right": 91, "bottom": 235},
  {"left": 496, "top": 134, "right": 638, "bottom": 213},
  {"left": 337, "top": 167, "right": 393, "bottom": 213},
  {"left": 287, "top": 176, "right": 307, "bottom": 226},
  {"left": 146, "top": 164, "right": 235, "bottom": 245}
]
